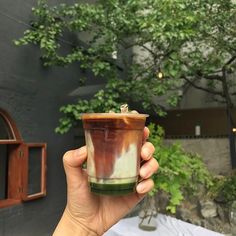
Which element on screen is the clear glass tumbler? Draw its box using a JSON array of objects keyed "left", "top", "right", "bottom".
[{"left": 82, "top": 113, "right": 148, "bottom": 195}]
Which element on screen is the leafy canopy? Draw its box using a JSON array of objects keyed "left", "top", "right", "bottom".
[{"left": 15, "top": 0, "right": 236, "bottom": 133}]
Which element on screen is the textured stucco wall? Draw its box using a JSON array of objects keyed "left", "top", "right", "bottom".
[{"left": 165, "top": 138, "right": 232, "bottom": 175}]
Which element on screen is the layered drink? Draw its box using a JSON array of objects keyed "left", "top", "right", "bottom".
[{"left": 81, "top": 112, "right": 148, "bottom": 195}]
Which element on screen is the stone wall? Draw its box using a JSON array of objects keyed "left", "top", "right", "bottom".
[{"left": 165, "top": 138, "right": 232, "bottom": 175}]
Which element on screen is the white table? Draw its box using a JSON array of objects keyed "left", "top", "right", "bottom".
[{"left": 104, "top": 214, "right": 224, "bottom": 236}]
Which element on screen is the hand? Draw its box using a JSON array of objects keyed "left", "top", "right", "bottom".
[{"left": 53, "top": 127, "right": 159, "bottom": 236}]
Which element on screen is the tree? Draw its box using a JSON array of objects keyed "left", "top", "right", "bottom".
[
  {"left": 174, "top": 0, "right": 236, "bottom": 168},
  {"left": 15, "top": 0, "right": 236, "bottom": 166}
]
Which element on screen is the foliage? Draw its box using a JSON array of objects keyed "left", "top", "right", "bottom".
[
  {"left": 207, "top": 176, "right": 226, "bottom": 200},
  {"left": 55, "top": 77, "right": 168, "bottom": 133},
  {"left": 14, "top": 0, "right": 236, "bottom": 133},
  {"left": 221, "top": 175, "right": 236, "bottom": 202},
  {"left": 148, "top": 123, "right": 213, "bottom": 213},
  {"left": 13, "top": 0, "right": 235, "bottom": 207},
  {"left": 209, "top": 173, "right": 236, "bottom": 203}
]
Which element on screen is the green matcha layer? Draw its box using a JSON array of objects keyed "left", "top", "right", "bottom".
[{"left": 89, "top": 182, "right": 136, "bottom": 195}]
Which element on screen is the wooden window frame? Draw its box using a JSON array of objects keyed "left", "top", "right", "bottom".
[
  {"left": 0, "top": 109, "right": 47, "bottom": 208},
  {"left": 0, "top": 143, "right": 23, "bottom": 208},
  {"left": 21, "top": 143, "right": 47, "bottom": 201},
  {"left": 0, "top": 108, "right": 22, "bottom": 141}
]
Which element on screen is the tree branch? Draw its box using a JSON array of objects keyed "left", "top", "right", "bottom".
[
  {"left": 231, "top": 92, "right": 236, "bottom": 96},
  {"left": 182, "top": 76, "right": 224, "bottom": 96},
  {"left": 140, "top": 44, "right": 157, "bottom": 58},
  {"left": 179, "top": 59, "right": 223, "bottom": 81},
  {"left": 211, "top": 96, "right": 226, "bottom": 104},
  {"left": 223, "top": 55, "right": 236, "bottom": 68},
  {"left": 133, "top": 62, "right": 155, "bottom": 80},
  {"left": 198, "top": 73, "right": 222, "bottom": 81}
]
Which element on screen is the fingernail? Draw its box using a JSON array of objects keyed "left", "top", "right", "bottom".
[
  {"left": 136, "top": 182, "right": 146, "bottom": 194},
  {"left": 142, "top": 148, "right": 151, "bottom": 159},
  {"left": 140, "top": 167, "right": 151, "bottom": 178}
]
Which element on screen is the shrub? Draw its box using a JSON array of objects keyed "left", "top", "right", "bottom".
[
  {"left": 148, "top": 123, "right": 213, "bottom": 213},
  {"left": 209, "top": 173, "right": 236, "bottom": 203},
  {"left": 220, "top": 174, "right": 236, "bottom": 202}
]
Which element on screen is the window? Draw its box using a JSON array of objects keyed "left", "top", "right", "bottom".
[
  {"left": 0, "top": 109, "right": 47, "bottom": 208},
  {"left": 0, "top": 144, "right": 8, "bottom": 200},
  {"left": 22, "top": 143, "right": 47, "bottom": 201},
  {"left": 0, "top": 115, "right": 13, "bottom": 139}
]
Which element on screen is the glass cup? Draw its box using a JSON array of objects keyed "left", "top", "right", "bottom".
[{"left": 81, "top": 113, "right": 148, "bottom": 195}]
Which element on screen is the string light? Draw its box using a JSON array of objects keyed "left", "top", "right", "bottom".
[
  {"left": 233, "top": 128, "right": 236, "bottom": 133},
  {"left": 157, "top": 71, "right": 163, "bottom": 79}
]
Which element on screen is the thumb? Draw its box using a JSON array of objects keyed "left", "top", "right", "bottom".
[{"left": 63, "top": 146, "right": 88, "bottom": 189}]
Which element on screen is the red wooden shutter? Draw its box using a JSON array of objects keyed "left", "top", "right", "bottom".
[{"left": 21, "top": 143, "right": 47, "bottom": 201}]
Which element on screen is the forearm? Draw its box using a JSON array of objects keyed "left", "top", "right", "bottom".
[{"left": 53, "top": 209, "right": 98, "bottom": 236}]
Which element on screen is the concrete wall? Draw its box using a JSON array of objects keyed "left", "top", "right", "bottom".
[
  {"left": 0, "top": 1, "right": 90, "bottom": 235},
  {"left": 165, "top": 138, "right": 232, "bottom": 175}
]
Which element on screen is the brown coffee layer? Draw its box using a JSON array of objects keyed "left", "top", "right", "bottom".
[{"left": 82, "top": 114, "right": 147, "bottom": 179}]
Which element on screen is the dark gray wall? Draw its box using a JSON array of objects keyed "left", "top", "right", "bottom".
[{"left": 0, "top": 1, "right": 87, "bottom": 235}]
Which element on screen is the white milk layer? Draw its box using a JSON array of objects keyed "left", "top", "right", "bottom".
[{"left": 85, "top": 131, "right": 139, "bottom": 184}]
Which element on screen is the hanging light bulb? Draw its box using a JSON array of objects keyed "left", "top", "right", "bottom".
[
  {"left": 156, "top": 71, "right": 163, "bottom": 79},
  {"left": 233, "top": 128, "right": 236, "bottom": 133}
]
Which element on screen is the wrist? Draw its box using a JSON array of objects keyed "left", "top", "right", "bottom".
[{"left": 53, "top": 208, "right": 99, "bottom": 236}]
